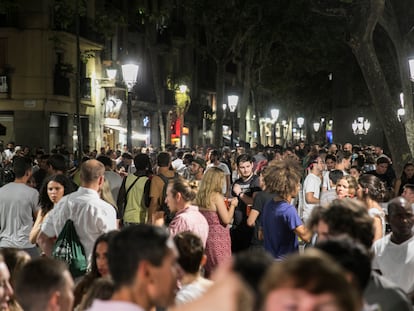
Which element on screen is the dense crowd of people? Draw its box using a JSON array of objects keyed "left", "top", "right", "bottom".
[{"left": 0, "top": 139, "right": 413, "bottom": 311}]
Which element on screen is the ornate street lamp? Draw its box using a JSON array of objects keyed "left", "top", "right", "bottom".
[
  {"left": 228, "top": 95, "right": 239, "bottom": 149},
  {"left": 121, "top": 63, "right": 139, "bottom": 152},
  {"left": 352, "top": 116, "right": 370, "bottom": 145},
  {"left": 351, "top": 117, "right": 370, "bottom": 135}
]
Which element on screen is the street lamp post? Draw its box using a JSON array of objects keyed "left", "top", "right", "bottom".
[
  {"left": 313, "top": 122, "right": 320, "bottom": 142},
  {"left": 297, "top": 117, "right": 304, "bottom": 141},
  {"left": 271, "top": 108, "right": 279, "bottom": 146},
  {"left": 228, "top": 95, "right": 239, "bottom": 149},
  {"left": 121, "top": 63, "right": 139, "bottom": 152}
]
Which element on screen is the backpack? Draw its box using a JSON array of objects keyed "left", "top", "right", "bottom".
[
  {"left": 52, "top": 219, "right": 87, "bottom": 278},
  {"left": 158, "top": 173, "right": 178, "bottom": 225},
  {"left": 117, "top": 175, "right": 141, "bottom": 223}
]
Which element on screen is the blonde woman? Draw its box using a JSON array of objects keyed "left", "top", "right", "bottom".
[
  {"left": 336, "top": 175, "right": 358, "bottom": 199},
  {"left": 196, "top": 167, "right": 237, "bottom": 278}
]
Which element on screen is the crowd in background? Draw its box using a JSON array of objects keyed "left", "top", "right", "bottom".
[{"left": 0, "top": 138, "right": 414, "bottom": 311}]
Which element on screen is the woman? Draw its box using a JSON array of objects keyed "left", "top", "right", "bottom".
[
  {"left": 394, "top": 162, "right": 414, "bottom": 196},
  {"left": 73, "top": 231, "right": 118, "bottom": 309},
  {"left": 336, "top": 175, "right": 358, "bottom": 199},
  {"left": 196, "top": 167, "right": 237, "bottom": 278},
  {"left": 166, "top": 177, "right": 209, "bottom": 247},
  {"left": 29, "top": 174, "right": 75, "bottom": 244},
  {"left": 261, "top": 159, "right": 311, "bottom": 260},
  {"left": 357, "top": 174, "right": 386, "bottom": 241}
]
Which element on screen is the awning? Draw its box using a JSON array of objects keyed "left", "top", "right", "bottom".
[{"left": 104, "top": 124, "right": 148, "bottom": 141}]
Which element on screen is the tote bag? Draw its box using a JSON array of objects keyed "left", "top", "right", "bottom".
[{"left": 52, "top": 219, "right": 87, "bottom": 278}]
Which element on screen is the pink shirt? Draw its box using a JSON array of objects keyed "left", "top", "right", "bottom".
[{"left": 169, "top": 205, "right": 209, "bottom": 247}]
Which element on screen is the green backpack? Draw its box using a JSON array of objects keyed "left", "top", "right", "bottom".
[{"left": 52, "top": 219, "right": 88, "bottom": 278}]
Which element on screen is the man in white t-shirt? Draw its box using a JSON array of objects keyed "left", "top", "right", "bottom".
[
  {"left": 301, "top": 156, "right": 324, "bottom": 223},
  {"left": 0, "top": 156, "right": 39, "bottom": 257},
  {"left": 372, "top": 196, "right": 414, "bottom": 300},
  {"left": 38, "top": 159, "right": 117, "bottom": 261}
]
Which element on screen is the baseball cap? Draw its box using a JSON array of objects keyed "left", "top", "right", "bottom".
[{"left": 192, "top": 157, "right": 206, "bottom": 169}]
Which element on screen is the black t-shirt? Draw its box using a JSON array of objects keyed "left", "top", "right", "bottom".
[
  {"left": 231, "top": 174, "right": 261, "bottom": 226},
  {"left": 251, "top": 191, "right": 275, "bottom": 246}
]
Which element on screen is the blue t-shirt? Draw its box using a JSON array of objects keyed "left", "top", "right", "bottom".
[{"left": 261, "top": 199, "right": 303, "bottom": 259}]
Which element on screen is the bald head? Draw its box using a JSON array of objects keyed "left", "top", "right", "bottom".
[{"left": 80, "top": 159, "right": 105, "bottom": 188}]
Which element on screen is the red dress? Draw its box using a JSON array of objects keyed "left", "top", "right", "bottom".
[{"left": 200, "top": 210, "right": 232, "bottom": 278}]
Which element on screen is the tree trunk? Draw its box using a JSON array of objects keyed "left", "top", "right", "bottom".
[
  {"left": 148, "top": 49, "right": 166, "bottom": 150},
  {"left": 214, "top": 61, "right": 226, "bottom": 147},
  {"left": 239, "top": 74, "right": 250, "bottom": 145},
  {"left": 239, "top": 48, "right": 253, "bottom": 144},
  {"left": 378, "top": 3, "right": 414, "bottom": 157},
  {"left": 350, "top": 40, "right": 410, "bottom": 176},
  {"left": 345, "top": 0, "right": 410, "bottom": 176}
]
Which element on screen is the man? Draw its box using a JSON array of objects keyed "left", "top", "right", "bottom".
[
  {"left": 206, "top": 149, "right": 231, "bottom": 197},
  {"left": 402, "top": 184, "right": 414, "bottom": 204},
  {"left": 343, "top": 142, "right": 353, "bottom": 153},
  {"left": 117, "top": 154, "right": 151, "bottom": 225},
  {"left": 47, "top": 153, "right": 68, "bottom": 176},
  {"left": 181, "top": 153, "right": 194, "bottom": 180},
  {"left": 310, "top": 199, "right": 412, "bottom": 311},
  {"left": 372, "top": 196, "right": 414, "bottom": 302},
  {"left": 321, "top": 154, "right": 337, "bottom": 192},
  {"left": 0, "top": 156, "right": 39, "bottom": 257},
  {"left": 149, "top": 152, "right": 176, "bottom": 224},
  {"left": 87, "top": 224, "right": 179, "bottom": 311},
  {"left": 190, "top": 157, "right": 205, "bottom": 182},
  {"left": 252, "top": 144, "right": 267, "bottom": 173},
  {"left": 97, "top": 155, "right": 123, "bottom": 202},
  {"left": 3, "top": 141, "right": 15, "bottom": 163},
  {"left": 231, "top": 154, "right": 261, "bottom": 253},
  {"left": 38, "top": 159, "right": 117, "bottom": 261},
  {"left": 15, "top": 257, "right": 74, "bottom": 311},
  {"left": 221, "top": 147, "right": 233, "bottom": 179},
  {"left": 335, "top": 150, "right": 352, "bottom": 173},
  {"left": 301, "top": 155, "right": 324, "bottom": 223},
  {"left": 117, "top": 152, "right": 134, "bottom": 176},
  {"left": 366, "top": 157, "right": 395, "bottom": 191},
  {"left": 174, "top": 231, "right": 212, "bottom": 305},
  {"left": 172, "top": 150, "right": 186, "bottom": 175},
  {"left": 328, "top": 143, "right": 338, "bottom": 155},
  {"left": 32, "top": 153, "right": 50, "bottom": 191},
  {"left": 320, "top": 169, "right": 344, "bottom": 206}
]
